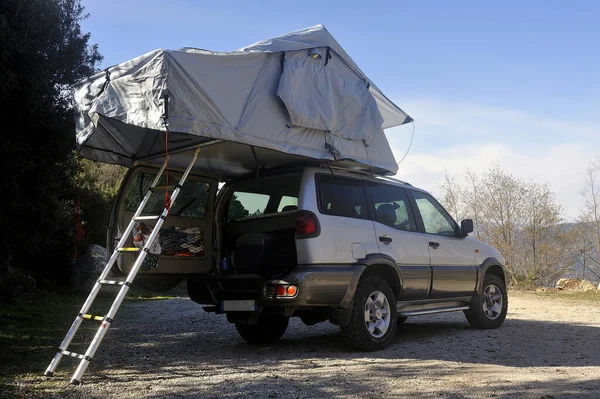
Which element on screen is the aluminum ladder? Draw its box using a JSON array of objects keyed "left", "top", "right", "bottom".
[{"left": 45, "top": 148, "right": 201, "bottom": 384}]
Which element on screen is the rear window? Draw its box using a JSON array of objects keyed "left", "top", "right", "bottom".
[
  {"left": 317, "top": 174, "right": 368, "bottom": 219},
  {"left": 226, "top": 173, "right": 301, "bottom": 221},
  {"left": 124, "top": 171, "right": 209, "bottom": 218}
]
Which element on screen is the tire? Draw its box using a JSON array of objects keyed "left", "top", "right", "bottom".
[
  {"left": 464, "top": 274, "right": 508, "bottom": 329},
  {"left": 235, "top": 316, "right": 289, "bottom": 344},
  {"left": 132, "top": 277, "right": 183, "bottom": 292},
  {"left": 341, "top": 276, "right": 397, "bottom": 351}
]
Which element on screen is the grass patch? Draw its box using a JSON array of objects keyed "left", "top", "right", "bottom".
[
  {"left": 0, "top": 291, "right": 178, "bottom": 398},
  {"left": 0, "top": 293, "right": 120, "bottom": 397}
]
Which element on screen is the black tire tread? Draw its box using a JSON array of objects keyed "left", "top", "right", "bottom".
[
  {"left": 341, "top": 276, "right": 397, "bottom": 351},
  {"left": 464, "top": 274, "right": 508, "bottom": 329},
  {"left": 235, "top": 316, "right": 289, "bottom": 344}
]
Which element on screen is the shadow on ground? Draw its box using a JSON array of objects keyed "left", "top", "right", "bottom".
[{"left": 15, "top": 297, "right": 600, "bottom": 398}]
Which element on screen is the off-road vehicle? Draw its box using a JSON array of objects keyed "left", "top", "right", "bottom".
[{"left": 111, "top": 164, "right": 508, "bottom": 351}]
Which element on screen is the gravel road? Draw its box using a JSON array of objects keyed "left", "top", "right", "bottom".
[{"left": 29, "top": 292, "right": 600, "bottom": 399}]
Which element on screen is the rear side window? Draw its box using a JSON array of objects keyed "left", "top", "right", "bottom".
[
  {"left": 124, "top": 171, "right": 209, "bottom": 218},
  {"left": 317, "top": 174, "right": 368, "bottom": 219},
  {"left": 366, "top": 183, "right": 417, "bottom": 232},
  {"left": 226, "top": 173, "right": 301, "bottom": 221}
]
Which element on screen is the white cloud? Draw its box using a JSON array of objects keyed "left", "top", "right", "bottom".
[
  {"left": 386, "top": 99, "right": 600, "bottom": 151},
  {"left": 385, "top": 99, "right": 600, "bottom": 220}
]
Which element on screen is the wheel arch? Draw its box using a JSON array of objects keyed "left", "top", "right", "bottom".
[
  {"left": 478, "top": 257, "right": 509, "bottom": 292},
  {"left": 357, "top": 254, "right": 403, "bottom": 299}
]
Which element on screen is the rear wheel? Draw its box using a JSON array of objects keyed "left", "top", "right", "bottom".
[
  {"left": 235, "top": 316, "right": 289, "bottom": 344},
  {"left": 464, "top": 274, "right": 508, "bottom": 329},
  {"left": 341, "top": 276, "right": 397, "bottom": 351},
  {"left": 132, "top": 277, "right": 183, "bottom": 292}
]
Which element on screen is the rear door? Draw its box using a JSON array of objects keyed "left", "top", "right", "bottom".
[
  {"left": 109, "top": 164, "right": 218, "bottom": 276},
  {"left": 304, "top": 173, "right": 379, "bottom": 265},
  {"left": 408, "top": 190, "right": 477, "bottom": 298},
  {"left": 365, "top": 181, "right": 431, "bottom": 300}
]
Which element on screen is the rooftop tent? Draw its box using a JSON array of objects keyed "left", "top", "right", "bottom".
[{"left": 73, "top": 25, "right": 412, "bottom": 177}]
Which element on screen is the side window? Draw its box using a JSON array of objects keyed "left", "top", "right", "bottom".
[
  {"left": 367, "top": 183, "right": 417, "bottom": 232},
  {"left": 411, "top": 191, "right": 459, "bottom": 237},
  {"left": 228, "top": 192, "right": 270, "bottom": 220},
  {"left": 225, "top": 173, "right": 301, "bottom": 221},
  {"left": 277, "top": 195, "right": 298, "bottom": 212},
  {"left": 124, "top": 171, "right": 209, "bottom": 217},
  {"left": 317, "top": 174, "right": 368, "bottom": 219}
]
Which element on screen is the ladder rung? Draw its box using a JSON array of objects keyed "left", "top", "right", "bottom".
[
  {"left": 98, "top": 279, "right": 130, "bottom": 286},
  {"left": 58, "top": 349, "right": 87, "bottom": 360},
  {"left": 79, "top": 313, "right": 105, "bottom": 322},
  {"left": 134, "top": 215, "right": 161, "bottom": 221},
  {"left": 117, "top": 247, "right": 142, "bottom": 252}
]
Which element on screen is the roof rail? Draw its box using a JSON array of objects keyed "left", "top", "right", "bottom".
[
  {"left": 317, "top": 164, "right": 412, "bottom": 186},
  {"left": 379, "top": 175, "right": 413, "bottom": 186}
]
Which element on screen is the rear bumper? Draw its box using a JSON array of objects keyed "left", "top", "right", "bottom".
[
  {"left": 191, "top": 264, "right": 364, "bottom": 310},
  {"left": 260, "top": 264, "right": 365, "bottom": 308}
]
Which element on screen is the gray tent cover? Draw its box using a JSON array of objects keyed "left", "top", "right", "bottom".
[{"left": 74, "top": 25, "right": 412, "bottom": 177}]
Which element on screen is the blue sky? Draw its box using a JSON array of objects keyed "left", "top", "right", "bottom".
[{"left": 81, "top": 0, "right": 600, "bottom": 218}]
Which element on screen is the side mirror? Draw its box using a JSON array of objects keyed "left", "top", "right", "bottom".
[{"left": 460, "top": 219, "right": 474, "bottom": 237}]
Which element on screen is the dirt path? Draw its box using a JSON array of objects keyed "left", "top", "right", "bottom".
[{"left": 24, "top": 292, "right": 600, "bottom": 398}]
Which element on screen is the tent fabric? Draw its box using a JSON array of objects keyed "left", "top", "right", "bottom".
[{"left": 73, "top": 25, "right": 412, "bottom": 176}]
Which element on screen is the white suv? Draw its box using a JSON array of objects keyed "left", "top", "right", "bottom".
[{"left": 111, "top": 164, "right": 508, "bottom": 351}]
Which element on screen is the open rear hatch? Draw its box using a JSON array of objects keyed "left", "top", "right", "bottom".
[{"left": 108, "top": 162, "right": 218, "bottom": 290}]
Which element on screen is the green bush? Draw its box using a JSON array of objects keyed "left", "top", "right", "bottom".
[{"left": 0, "top": 0, "right": 103, "bottom": 299}]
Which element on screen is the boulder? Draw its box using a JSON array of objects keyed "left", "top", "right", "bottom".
[
  {"left": 71, "top": 245, "right": 108, "bottom": 292},
  {"left": 579, "top": 280, "right": 597, "bottom": 291},
  {"left": 556, "top": 278, "right": 597, "bottom": 292}
]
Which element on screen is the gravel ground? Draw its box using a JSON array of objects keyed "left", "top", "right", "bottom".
[{"left": 24, "top": 292, "right": 600, "bottom": 398}]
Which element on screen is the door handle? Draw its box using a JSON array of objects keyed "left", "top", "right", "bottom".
[
  {"left": 379, "top": 235, "right": 393, "bottom": 244},
  {"left": 429, "top": 241, "right": 440, "bottom": 249}
]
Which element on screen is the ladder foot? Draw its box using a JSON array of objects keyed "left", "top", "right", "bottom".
[
  {"left": 44, "top": 371, "right": 54, "bottom": 377},
  {"left": 70, "top": 378, "right": 81, "bottom": 385}
]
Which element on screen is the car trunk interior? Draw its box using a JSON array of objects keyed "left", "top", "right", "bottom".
[{"left": 220, "top": 172, "right": 302, "bottom": 278}]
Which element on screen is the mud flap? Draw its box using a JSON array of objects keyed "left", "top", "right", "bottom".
[{"left": 329, "top": 305, "right": 353, "bottom": 327}]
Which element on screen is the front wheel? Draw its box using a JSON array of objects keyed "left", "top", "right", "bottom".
[
  {"left": 341, "top": 276, "right": 397, "bottom": 351},
  {"left": 464, "top": 274, "right": 508, "bottom": 329},
  {"left": 235, "top": 316, "right": 289, "bottom": 344}
]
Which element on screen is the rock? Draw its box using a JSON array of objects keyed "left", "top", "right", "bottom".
[
  {"left": 555, "top": 278, "right": 597, "bottom": 292},
  {"left": 71, "top": 245, "right": 108, "bottom": 292},
  {"left": 579, "top": 280, "right": 597, "bottom": 291}
]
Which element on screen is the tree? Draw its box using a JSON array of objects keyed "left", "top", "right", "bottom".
[
  {"left": 0, "top": 0, "right": 102, "bottom": 291},
  {"left": 577, "top": 158, "right": 600, "bottom": 287},
  {"left": 227, "top": 195, "right": 250, "bottom": 220},
  {"left": 440, "top": 165, "right": 567, "bottom": 286},
  {"left": 520, "top": 182, "right": 566, "bottom": 286},
  {"left": 441, "top": 171, "right": 463, "bottom": 223}
]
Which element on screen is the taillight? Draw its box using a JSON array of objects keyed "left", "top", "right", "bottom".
[
  {"left": 296, "top": 211, "right": 320, "bottom": 238},
  {"left": 266, "top": 284, "right": 298, "bottom": 298}
]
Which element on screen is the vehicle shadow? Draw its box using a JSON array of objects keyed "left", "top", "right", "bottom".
[
  {"left": 87, "top": 299, "right": 600, "bottom": 369},
  {"left": 37, "top": 298, "right": 600, "bottom": 398}
]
